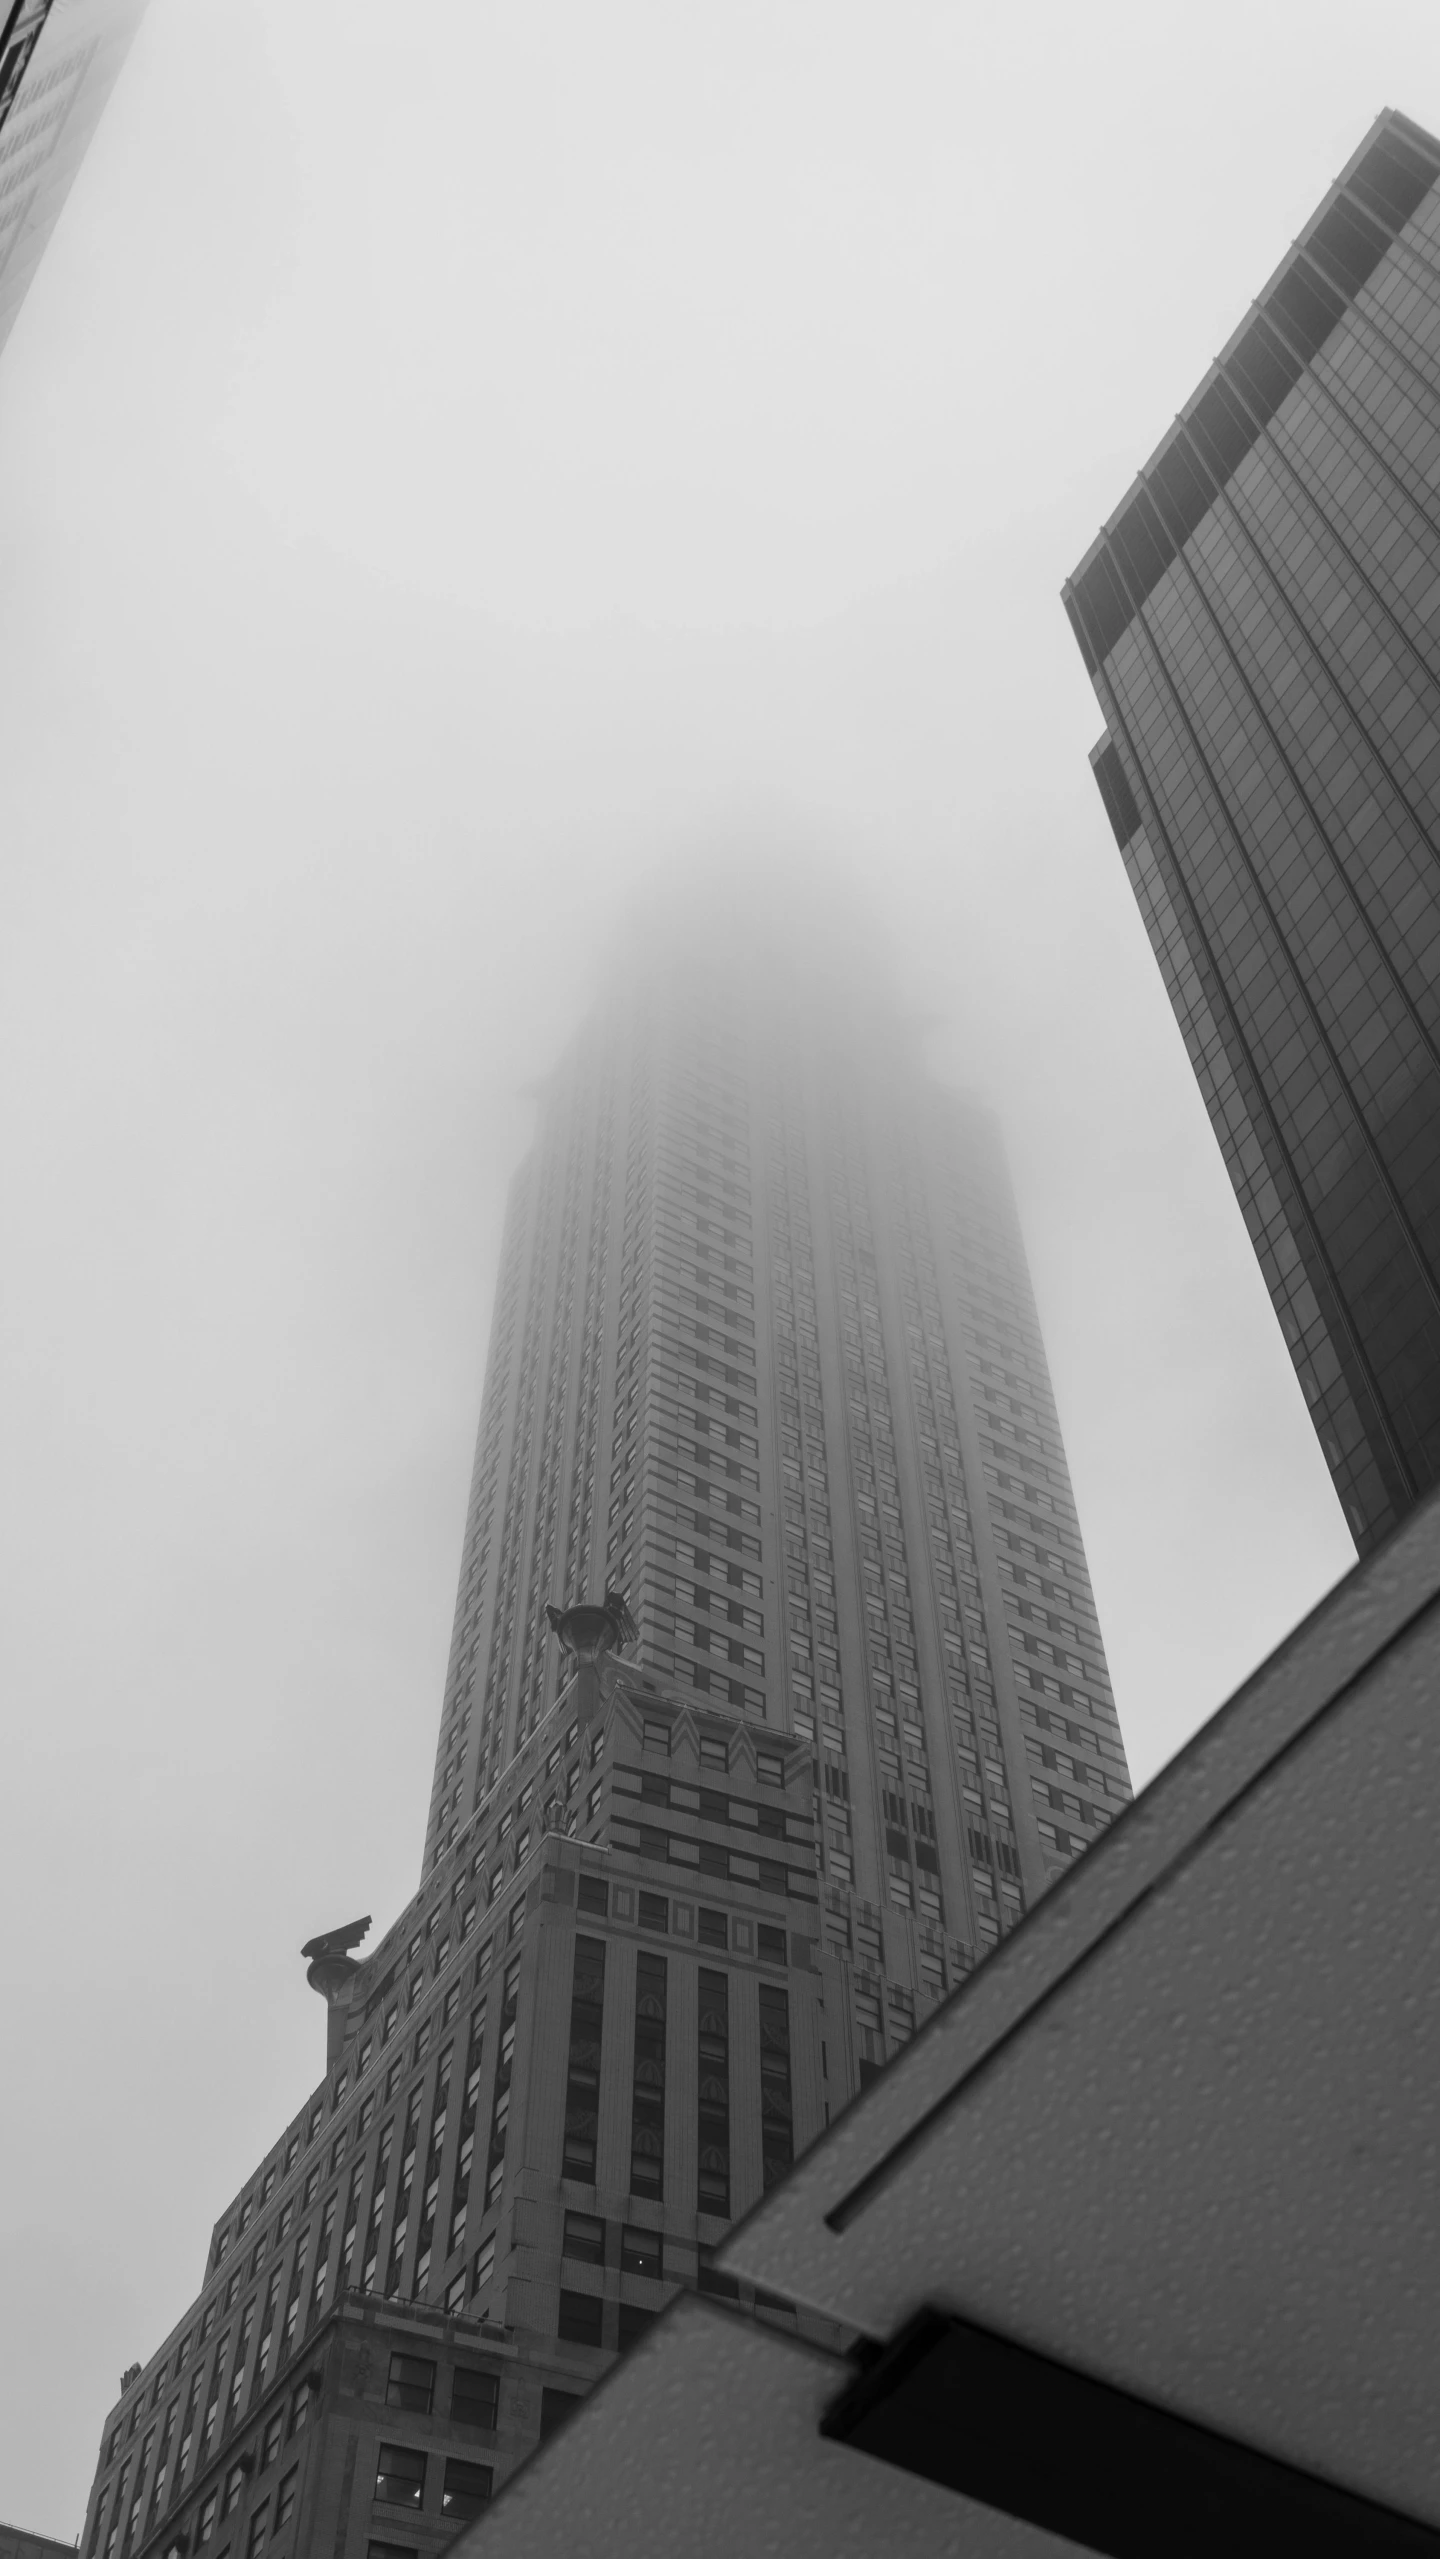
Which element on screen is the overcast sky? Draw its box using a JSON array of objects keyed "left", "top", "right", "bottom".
[{"left": 4, "top": 0, "right": 1435, "bottom": 2531}]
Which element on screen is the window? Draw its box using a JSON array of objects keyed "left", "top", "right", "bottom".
[
  {"left": 221, "top": 2466, "right": 245, "bottom": 2521},
  {"left": 630, "top": 1952, "right": 667, "bottom": 2199},
  {"left": 563, "top": 1937, "right": 605, "bottom": 2181},
  {"left": 757, "top": 1924, "right": 787, "bottom": 1967},
  {"left": 196, "top": 2494, "right": 217, "bottom": 2547},
  {"left": 620, "top": 2226, "right": 663, "bottom": 2279},
  {"left": 373, "top": 2446, "right": 426, "bottom": 2509},
  {"left": 642, "top": 1720, "right": 670, "bottom": 1755},
  {"left": 260, "top": 2415, "right": 282, "bottom": 2472},
  {"left": 444, "top": 2273, "right": 466, "bottom": 2315},
  {"left": 638, "top": 1891, "right": 668, "bottom": 1934},
  {"left": 450, "top": 2366, "right": 499, "bottom": 2430},
  {"left": 699, "top": 1736, "right": 727, "bottom": 1772},
  {"left": 756, "top": 1751, "right": 784, "bottom": 1786},
  {"left": 586, "top": 1784, "right": 602, "bottom": 1821},
  {"left": 576, "top": 1873, "right": 608, "bottom": 1918},
  {"left": 539, "top": 2390, "right": 580, "bottom": 2443},
  {"left": 286, "top": 2390, "right": 308, "bottom": 2440},
  {"left": 245, "top": 2506, "right": 268, "bottom": 2559},
  {"left": 557, "top": 2290, "right": 603, "bottom": 2347},
  {"left": 440, "top": 2461, "right": 492, "bottom": 2524},
  {"left": 385, "top": 2354, "right": 435, "bottom": 2416},
  {"left": 367, "top": 2545, "right": 418, "bottom": 2559},
  {"left": 759, "top": 1982, "right": 794, "bottom": 2191},
  {"left": 273, "top": 2473, "right": 297, "bottom": 2535},
  {"left": 697, "top": 1966, "right": 730, "bottom": 2218},
  {"left": 618, "top": 2304, "right": 656, "bottom": 2351},
  {"left": 697, "top": 1907, "right": 727, "bottom": 1950},
  {"left": 471, "top": 2231, "right": 496, "bottom": 2298},
  {"left": 562, "top": 2211, "right": 605, "bottom": 2265}
]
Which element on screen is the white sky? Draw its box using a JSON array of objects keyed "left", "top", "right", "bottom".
[{"left": 4, "top": 0, "right": 1435, "bottom": 2530}]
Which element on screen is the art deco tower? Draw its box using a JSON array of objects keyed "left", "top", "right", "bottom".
[
  {"left": 1064, "top": 107, "right": 1440, "bottom": 1555},
  {"left": 77, "top": 893, "right": 1129, "bottom": 2557},
  {"left": 426, "top": 904, "right": 1130, "bottom": 1977}
]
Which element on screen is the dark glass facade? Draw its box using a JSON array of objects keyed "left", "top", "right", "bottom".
[{"left": 1064, "top": 109, "right": 1440, "bottom": 1554}]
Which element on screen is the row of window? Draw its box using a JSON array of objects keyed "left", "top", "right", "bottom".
[{"left": 374, "top": 2446, "right": 491, "bottom": 2524}]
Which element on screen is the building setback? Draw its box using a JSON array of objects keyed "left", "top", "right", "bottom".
[
  {"left": 1064, "top": 106, "right": 1440, "bottom": 1555},
  {"left": 77, "top": 913, "right": 1129, "bottom": 2557}
]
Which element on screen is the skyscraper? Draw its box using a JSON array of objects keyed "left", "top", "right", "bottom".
[
  {"left": 77, "top": 902, "right": 1129, "bottom": 2555},
  {"left": 1063, "top": 107, "right": 1440, "bottom": 1556},
  {"left": 428, "top": 915, "right": 1129, "bottom": 1940},
  {"left": 0, "top": 0, "right": 149, "bottom": 362}
]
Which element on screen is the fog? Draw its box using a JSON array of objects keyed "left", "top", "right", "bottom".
[{"left": 4, "top": 0, "right": 1431, "bottom": 2528}]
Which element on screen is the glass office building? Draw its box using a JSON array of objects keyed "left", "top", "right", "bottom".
[{"left": 1064, "top": 108, "right": 1440, "bottom": 1553}]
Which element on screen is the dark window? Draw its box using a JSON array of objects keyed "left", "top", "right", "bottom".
[
  {"left": 562, "top": 2211, "right": 606, "bottom": 2265},
  {"left": 638, "top": 1891, "right": 669, "bottom": 1933},
  {"left": 273, "top": 2474, "right": 297, "bottom": 2535},
  {"left": 245, "top": 2507, "right": 268, "bottom": 2559},
  {"left": 576, "top": 1873, "right": 608, "bottom": 1917},
  {"left": 373, "top": 2446, "right": 426, "bottom": 2509},
  {"left": 697, "top": 1966, "right": 730, "bottom": 2218},
  {"left": 758, "top": 1982, "right": 794, "bottom": 2190},
  {"left": 449, "top": 2366, "right": 499, "bottom": 2430},
  {"left": 1091, "top": 738, "right": 1140, "bottom": 850},
  {"left": 630, "top": 1951, "right": 667, "bottom": 2198},
  {"left": 384, "top": 2354, "right": 435, "bottom": 2416},
  {"left": 557, "top": 2289, "right": 604, "bottom": 2347},
  {"left": 539, "top": 2389, "right": 580, "bottom": 2442},
  {"left": 617, "top": 2304, "right": 656, "bottom": 2351},
  {"left": 697, "top": 1907, "right": 728, "bottom": 1950},
  {"left": 620, "top": 2226, "right": 663, "bottom": 2279},
  {"left": 440, "top": 2462, "right": 492, "bottom": 2524},
  {"left": 366, "top": 2546, "right": 418, "bottom": 2559},
  {"left": 563, "top": 1937, "right": 605, "bottom": 2181},
  {"left": 756, "top": 1925, "right": 786, "bottom": 1966}
]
